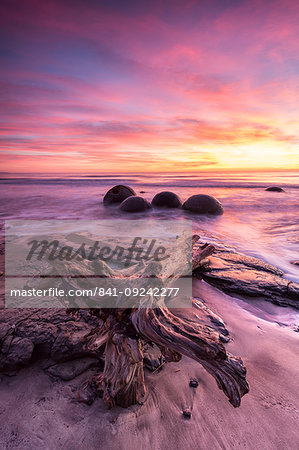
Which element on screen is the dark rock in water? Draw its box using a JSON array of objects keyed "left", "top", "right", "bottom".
[
  {"left": 183, "top": 409, "right": 192, "bottom": 419},
  {"left": 103, "top": 185, "right": 136, "bottom": 204},
  {"left": 189, "top": 379, "right": 199, "bottom": 388},
  {"left": 290, "top": 260, "right": 299, "bottom": 266},
  {"left": 45, "top": 357, "right": 98, "bottom": 381},
  {"left": 119, "top": 196, "right": 151, "bottom": 212},
  {"left": 265, "top": 186, "right": 285, "bottom": 192},
  {"left": 205, "top": 250, "right": 284, "bottom": 276},
  {"left": 197, "top": 247, "right": 299, "bottom": 309},
  {"left": 152, "top": 191, "right": 182, "bottom": 208},
  {"left": 183, "top": 194, "right": 223, "bottom": 215}
]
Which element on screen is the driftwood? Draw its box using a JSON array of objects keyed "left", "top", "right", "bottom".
[
  {"left": 0, "top": 233, "right": 249, "bottom": 408},
  {"left": 83, "top": 235, "right": 249, "bottom": 408},
  {"left": 192, "top": 234, "right": 215, "bottom": 271}
]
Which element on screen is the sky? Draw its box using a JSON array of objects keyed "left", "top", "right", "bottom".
[{"left": 0, "top": 0, "right": 298, "bottom": 173}]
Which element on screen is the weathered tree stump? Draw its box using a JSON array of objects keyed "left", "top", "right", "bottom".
[
  {"left": 82, "top": 235, "right": 249, "bottom": 408},
  {"left": 0, "top": 234, "right": 249, "bottom": 409}
]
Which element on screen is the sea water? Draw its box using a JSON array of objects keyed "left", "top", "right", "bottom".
[{"left": 1, "top": 171, "right": 298, "bottom": 286}]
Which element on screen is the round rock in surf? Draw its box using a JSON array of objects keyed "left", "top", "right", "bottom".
[
  {"left": 152, "top": 191, "right": 182, "bottom": 208},
  {"left": 182, "top": 194, "right": 223, "bottom": 215},
  {"left": 103, "top": 185, "right": 136, "bottom": 205},
  {"left": 119, "top": 196, "right": 151, "bottom": 212},
  {"left": 265, "top": 186, "right": 285, "bottom": 192}
]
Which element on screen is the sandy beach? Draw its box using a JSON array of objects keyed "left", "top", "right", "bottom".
[
  {"left": 0, "top": 280, "right": 298, "bottom": 450},
  {"left": 1, "top": 0, "right": 299, "bottom": 447}
]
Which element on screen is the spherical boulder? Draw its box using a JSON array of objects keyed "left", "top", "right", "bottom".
[
  {"left": 152, "top": 191, "right": 182, "bottom": 208},
  {"left": 119, "top": 196, "right": 151, "bottom": 212},
  {"left": 265, "top": 186, "right": 285, "bottom": 192},
  {"left": 182, "top": 194, "right": 223, "bottom": 215},
  {"left": 103, "top": 185, "right": 136, "bottom": 204}
]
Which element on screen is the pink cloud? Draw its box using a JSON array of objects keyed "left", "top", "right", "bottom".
[{"left": 0, "top": 0, "right": 298, "bottom": 172}]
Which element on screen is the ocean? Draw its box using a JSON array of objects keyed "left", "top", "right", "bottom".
[{"left": 1, "top": 172, "right": 298, "bottom": 284}]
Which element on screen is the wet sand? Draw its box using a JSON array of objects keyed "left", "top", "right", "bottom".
[{"left": 0, "top": 281, "right": 298, "bottom": 450}]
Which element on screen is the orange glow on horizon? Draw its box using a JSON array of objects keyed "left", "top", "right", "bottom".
[{"left": 1, "top": 0, "right": 298, "bottom": 174}]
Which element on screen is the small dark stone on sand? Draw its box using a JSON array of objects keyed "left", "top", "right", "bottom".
[
  {"left": 78, "top": 387, "right": 96, "bottom": 405},
  {"left": 183, "top": 409, "right": 192, "bottom": 419},
  {"left": 139, "top": 191, "right": 146, "bottom": 193},
  {"left": 189, "top": 379, "right": 199, "bottom": 388},
  {"left": 265, "top": 186, "right": 285, "bottom": 192}
]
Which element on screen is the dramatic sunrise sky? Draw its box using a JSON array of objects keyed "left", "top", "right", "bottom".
[{"left": 0, "top": 0, "right": 298, "bottom": 173}]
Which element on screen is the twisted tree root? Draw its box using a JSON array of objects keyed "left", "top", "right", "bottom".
[{"left": 80, "top": 235, "right": 249, "bottom": 408}]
